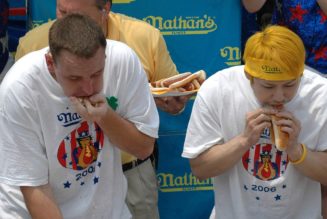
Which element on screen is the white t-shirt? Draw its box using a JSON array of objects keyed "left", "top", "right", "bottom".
[
  {"left": 0, "top": 40, "right": 159, "bottom": 219},
  {"left": 183, "top": 65, "right": 327, "bottom": 219}
]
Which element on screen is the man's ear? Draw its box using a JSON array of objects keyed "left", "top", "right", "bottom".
[
  {"left": 103, "top": 1, "right": 111, "bottom": 15},
  {"left": 45, "top": 53, "right": 55, "bottom": 75}
]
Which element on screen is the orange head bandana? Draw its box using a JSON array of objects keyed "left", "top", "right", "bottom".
[{"left": 244, "top": 57, "right": 303, "bottom": 81}]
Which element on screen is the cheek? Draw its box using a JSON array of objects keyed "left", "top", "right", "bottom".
[
  {"left": 253, "top": 86, "right": 272, "bottom": 101},
  {"left": 94, "top": 77, "right": 104, "bottom": 91},
  {"left": 284, "top": 89, "right": 297, "bottom": 99},
  {"left": 57, "top": 79, "right": 78, "bottom": 96}
]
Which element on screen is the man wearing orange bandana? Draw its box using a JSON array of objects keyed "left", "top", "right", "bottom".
[{"left": 183, "top": 25, "right": 327, "bottom": 219}]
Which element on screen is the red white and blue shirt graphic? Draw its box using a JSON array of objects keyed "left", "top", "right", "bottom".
[
  {"left": 241, "top": 127, "right": 289, "bottom": 202},
  {"left": 57, "top": 121, "right": 104, "bottom": 189}
]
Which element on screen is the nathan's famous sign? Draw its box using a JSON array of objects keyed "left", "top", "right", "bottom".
[
  {"left": 143, "top": 15, "right": 217, "bottom": 35},
  {"left": 220, "top": 46, "right": 241, "bottom": 66},
  {"left": 157, "top": 172, "right": 213, "bottom": 192}
]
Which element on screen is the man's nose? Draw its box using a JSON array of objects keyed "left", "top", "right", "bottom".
[
  {"left": 273, "top": 88, "right": 285, "bottom": 102},
  {"left": 82, "top": 79, "right": 94, "bottom": 96}
]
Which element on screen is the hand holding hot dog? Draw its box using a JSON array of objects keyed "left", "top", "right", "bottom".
[
  {"left": 70, "top": 93, "right": 109, "bottom": 123},
  {"left": 272, "top": 110, "right": 301, "bottom": 157},
  {"left": 154, "top": 95, "right": 191, "bottom": 115},
  {"left": 241, "top": 108, "right": 276, "bottom": 148}
]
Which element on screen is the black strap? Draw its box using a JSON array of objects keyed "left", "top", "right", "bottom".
[{"left": 122, "top": 154, "right": 155, "bottom": 172}]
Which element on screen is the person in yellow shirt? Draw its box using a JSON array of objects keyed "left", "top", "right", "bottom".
[{"left": 14, "top": 0, "right": 191, "bottom": 218}]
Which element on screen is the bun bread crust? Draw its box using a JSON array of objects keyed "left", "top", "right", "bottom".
[{"left": 271, "top": 115, "right": 289, "bottom": 151}]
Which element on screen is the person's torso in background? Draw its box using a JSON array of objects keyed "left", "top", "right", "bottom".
[{"left": 273, "top": 0, "right": 327, "bottom": 74}]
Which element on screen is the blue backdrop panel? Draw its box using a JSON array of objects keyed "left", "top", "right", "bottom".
[{"left": 27, "top": 1, "right": 242, "bottom": 218}]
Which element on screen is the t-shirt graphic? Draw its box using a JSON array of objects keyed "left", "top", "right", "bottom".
[
  {"left": 57, "top": 121, "right": 104, "bottom": 171},
  {"left": 242, "top": 127, "right": 289, "bottom": 181}
]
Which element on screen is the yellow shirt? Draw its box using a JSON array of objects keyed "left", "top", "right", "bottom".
[{"left": 15, "top": 12, "right": 179, "bottom": 164}]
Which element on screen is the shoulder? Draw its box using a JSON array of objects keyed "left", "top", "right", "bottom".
[
  {"left": 206, "top": 65, "right": 245, "bottom": 85},
  {"left": 104, "top": 40, "right": 140, "bottom": 67},
  {"left": 16, "top": 21, "right": 53, "bottom": 60},
  {"left": 299, "top": 68, "right": 327, "bottom": 99},
  {"left": 199, "top": 65, "right": 245, "bottom": 97},
  {"left": 109, "top": 12, "right": 161, "bottom": 36},
  {"left": 4, "top": 48, "right": 48, "bottom": 85},
  {"left": 105, "top": 39, "right": 135, "bottom": 55},
  {"left": 20, "top": 21, "right": 54, "bottom": 43}
]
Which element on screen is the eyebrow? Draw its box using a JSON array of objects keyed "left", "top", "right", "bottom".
[{"left": 262, "top": 80, "right": 297, "bottom": 86}]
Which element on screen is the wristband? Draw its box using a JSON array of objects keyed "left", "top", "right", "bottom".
[{"left": 289, "top": 143, "right": 307, "bottom": 165}]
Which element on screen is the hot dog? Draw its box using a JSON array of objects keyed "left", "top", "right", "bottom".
[
  {"left": 270, "top": 115, "right": 289, "bottom": 151},
  {"left": 149, "top": 70, "right": 206, "bottom": 94},
  {"left": 160, "top": 72, "right": 192, "bottom": 87},
  {"left": 78, "top": 98, "right": 98, "bottom": 107}
]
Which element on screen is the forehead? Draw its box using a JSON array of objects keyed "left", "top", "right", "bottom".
[
  {"left": 57, "top": 0, "right": 97, "bottom": 10},
  {"left": 55, "top": 48, "right": 105, "bottom": 73},
  {"left": 254, "top": 77, "right": 298, "bottom": 85}
]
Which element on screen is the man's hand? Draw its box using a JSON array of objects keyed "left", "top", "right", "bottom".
[
  {"left": 241, "top": 108, "right": 276, "bottom": 148},
  {"left": 154, "top": 94, "right": 192, "bottom": 115},
  {"left": 70, "top": 94, "right": 109, "bottom": 123},
  {"left": 274, "top": 110, "right": 302, "bottom": 159}
]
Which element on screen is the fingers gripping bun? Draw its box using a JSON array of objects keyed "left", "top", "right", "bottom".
[{"left": 270, "top": 115, "right": 289, "bottom": 151}]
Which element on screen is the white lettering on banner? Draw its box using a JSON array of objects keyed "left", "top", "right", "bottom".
[
  {"left": 157, "top": 172, "right": 213, "bottom": 192},
  {"left": 143, "top": 15, "right": 218, "bottom": 35}
]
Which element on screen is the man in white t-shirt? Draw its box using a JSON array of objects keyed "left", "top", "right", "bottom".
[
  {"left": 0, "top": 13, "right": 159, "bottom": 219},
  {"left": 182, "top": 25, "right": 327, "bottom": 219}
]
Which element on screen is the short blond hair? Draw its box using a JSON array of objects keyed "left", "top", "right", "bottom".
[{"left": 243, "top": 25, "right": 305, "bottom": 80}]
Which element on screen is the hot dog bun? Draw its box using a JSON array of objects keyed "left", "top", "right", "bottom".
[
  {"left": 78, "top": 98, "right": 98, "bottom": 107},
  {"left": 270, "top": 115, "right": 289, "bottom": 151},
  {"left": 160, "top": 72, "right": 192, "bottom": 87},
  {"left": 149, "top": 70, "right": 206, "bottom": 95}
]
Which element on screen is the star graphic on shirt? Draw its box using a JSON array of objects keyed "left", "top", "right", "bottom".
[
  {"left": 318, "top": 9, "right": 327, "bottom": 23},
  {"left": 282, "top": 160, "right": 287, "bottom": 166},
  {"left": 93, "top": 176, "right": 99, "bottom": 184},
  {"left": 282, "top": 184, "right": 287, "bottom": 189},
  {"left": 64, "top": 181, "right": 71, "bottom": 188},
  {"left": 61, "top": 153, "right": 67, "bottom": 161},
  {"left": 274, "top": 194, "right": 281, "bottom": 201},
  {"left": 290, "top": 4, "right": 308, "bottom": 22},
  {"left": 314, "top": 46, "right": 327, "bottom": 61}
]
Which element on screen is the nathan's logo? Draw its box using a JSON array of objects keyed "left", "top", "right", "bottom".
[
  {"left": 57, "top": 112, "right": 82, "bottom": 127},
  {"left": 220, "top": 46, "right": 241, "bottom": 66},
  {"left": 157, "top": 172, "right": 213, "bottom": 192},
  {"left": 113, "top": 0, "right": 135, "bottom": 3},
  {"left": 143, "top": 15, "right": 217, "bottom": 35},
  {"left": 262, "top": 65, "right": 282, "bottom": 74}
]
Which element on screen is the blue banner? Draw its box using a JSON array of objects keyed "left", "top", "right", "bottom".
[{"left": 27, "top": 1, "right": 242, "bottom": 218}]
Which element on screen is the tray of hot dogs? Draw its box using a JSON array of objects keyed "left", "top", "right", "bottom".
[{"left": 149, "top": 70, "right": 206, "bottom": 97}]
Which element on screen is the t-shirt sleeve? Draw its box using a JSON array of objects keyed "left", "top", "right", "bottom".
[
  {"left": 0, "top": 83, "right": 48, "bottom": 186},
  {"left": 182, "top": 85, "right": 224, "bottom": 159},
  {"left": 109, "top": 43, "right": 159, "bottom": 139}
]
